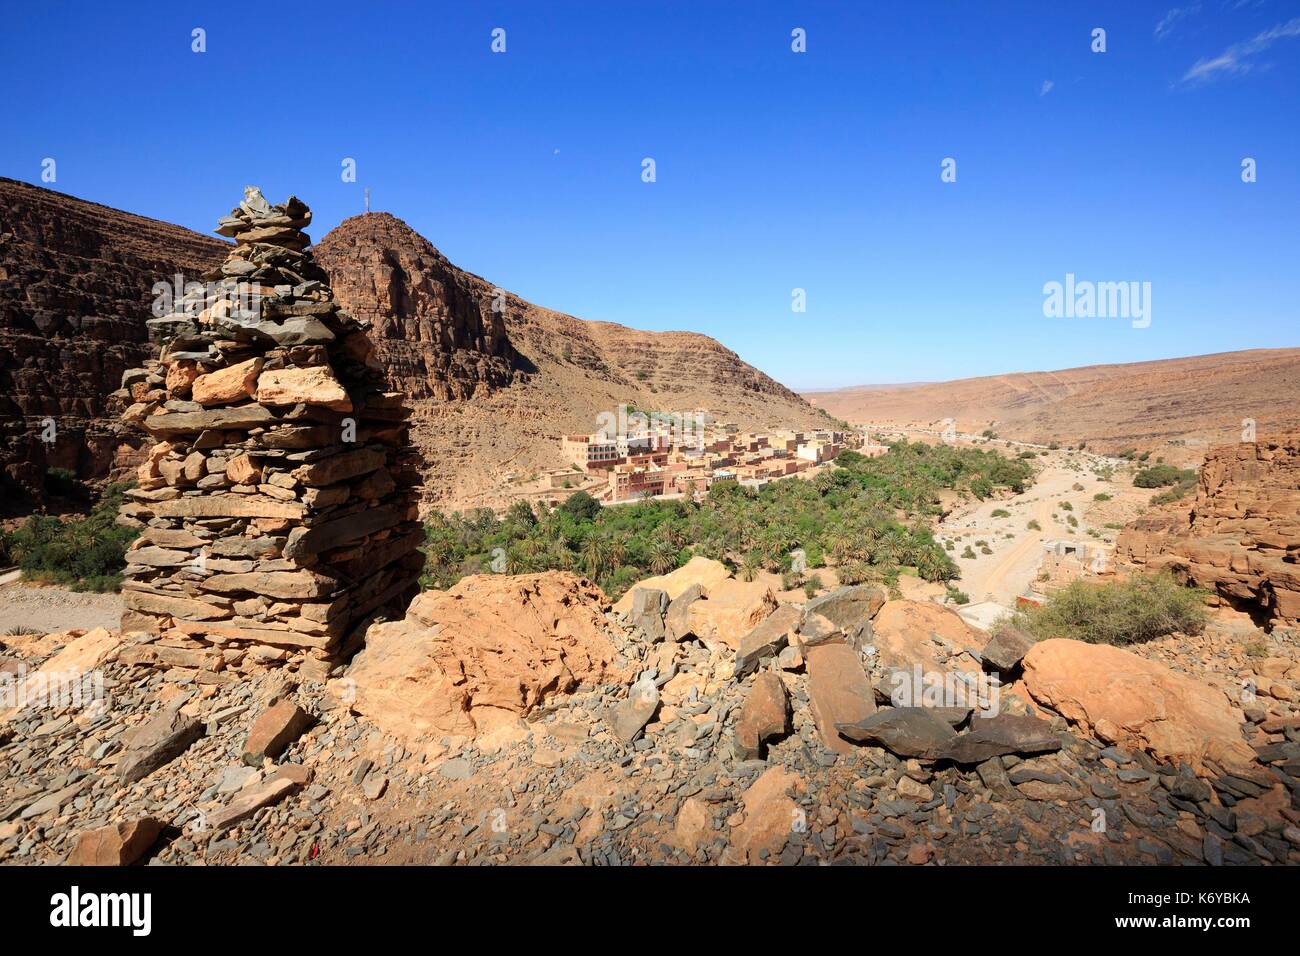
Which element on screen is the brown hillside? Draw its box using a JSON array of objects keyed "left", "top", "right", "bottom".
[
  {"left": 807, "top": 349, "right": 1300, "bottom": 463},
  {"left": 0, "top": 183, "right": 824, "bottom": 512},
  {"left": 316, "top": 212, "right": 825, "bottom": 511}
]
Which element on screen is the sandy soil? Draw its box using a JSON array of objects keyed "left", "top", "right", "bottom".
[
  {"left": 0, "top": 581, "right": 122, "bottom": 635},
  {"left": 936, "top": 446, "right": 1122, "bottom": 605}
]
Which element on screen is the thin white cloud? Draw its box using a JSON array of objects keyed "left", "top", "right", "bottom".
[
  {"left": 1039, "top": 79, "right": 1054, "bottom": 96},
  {"left": 1155, "top": 5, "right": 1200, "bottom": 41},
  {"left": 1182, "top": 16, "right": 1300, "bottom": 83}
]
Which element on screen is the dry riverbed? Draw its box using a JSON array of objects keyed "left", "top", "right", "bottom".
[{"left": 0, "top": 581, "right": 123, "bottom": 635}]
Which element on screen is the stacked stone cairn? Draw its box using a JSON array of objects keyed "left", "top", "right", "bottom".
[{"left": 115, "top": 187, "right": 423, "bottom": 682}]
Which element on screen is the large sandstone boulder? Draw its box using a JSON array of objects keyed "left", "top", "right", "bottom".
[
  {"left": 67, "top": 818, "right": 163, "bottom": 866},
  {"left": 734, "top": 603, "right": 802, "bottom": 677},
  {"left": 255, "top": 365, "right": 352, "bottom": 412},
  {"left": 726, "top": 765, "right": 805, "bottom": 865},
  {"left": 734, "top": 672, "right": 789, "bottom": 760},
  {"left": 806, "top": 642, "right": 875, "bottom": 755},
  {"left": 1021, "top": 638, "right": 1256, "bottom": 774},
  {"left": 665, "top": 583, "right": 707, "bottom": 643},
  {"left": 686, "top": 580, "right": 779, "bottom": 651},
  {"left": 1, "top": 627, "right": 121, "bottom": 722},
  {"left": 804, "top": 585, "right": 886, "bottom": 630},
  {"left": 191, "top": 357, "right": 262, "bottom": 406},
  {"left": 613, "top": 557, "right": 732, "bottom": 615},
  {"left": 348, "top": 573, "right": 624, "bottom": 740},
  {"left": 870, "top": 600, "right": 985, "bottom": 676}
]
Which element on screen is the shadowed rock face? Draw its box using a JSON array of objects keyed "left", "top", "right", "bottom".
[
  {"left": 0, "top": 177, "right": 227, "bottom": 507},
  {"left": 1117, "top": 433, "right": 1300, "bottom": 627},
  {"left": 313, "top": 213, "right": 520, "bottom": 401}
]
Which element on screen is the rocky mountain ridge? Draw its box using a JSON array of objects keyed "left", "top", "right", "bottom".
[
  {"left": 318, "top": 212, "right": 822, "bottom": 509},
  {"left": 807, "top": 350, "right": 1300, "bottom": 463},
  {"left": 0, "top": 181, "right": 824, "bottom": 511}
]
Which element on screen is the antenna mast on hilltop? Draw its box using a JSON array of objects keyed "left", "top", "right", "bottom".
[{"left": 364, "top": 187, "right": 371, "bottom": 214}]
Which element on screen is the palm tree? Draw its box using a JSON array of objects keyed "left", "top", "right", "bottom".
[
  {"left": 649, "top": 537, "right": 678, "bottom": 575},
  {"left": 915, "top": 546, "right": 958, "bottom": 583},
  {"left": 825, "top": 530, "right": 854, "bottom": 566},
  {"left": 739, "top": 552, "right": 761, "bottom": 582},
  {"left": 550, "top": 541, "right": 576, "bottom": 572},
  {"left": 582, "top": 532, "right": 608, "bottom": 580},
  {"left": 606, "top": 535, "right": 626, "bottom": 571}
]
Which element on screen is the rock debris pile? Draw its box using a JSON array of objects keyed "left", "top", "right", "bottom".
[{"left": 114, "top": 188, "right": 422, "bottom": 680}]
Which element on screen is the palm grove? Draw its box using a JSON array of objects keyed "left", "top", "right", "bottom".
[{"left": 421, "top": 440, "right": 1037, "bottom": 598}]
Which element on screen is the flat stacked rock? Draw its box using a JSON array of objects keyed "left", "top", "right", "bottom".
[{"left": 115, "top": 187, "right": 423, "bottom": 681}]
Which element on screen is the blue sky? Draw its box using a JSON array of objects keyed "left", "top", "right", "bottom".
[{"left": 2, "top": 1, "right": 1297, "bottom": 389}]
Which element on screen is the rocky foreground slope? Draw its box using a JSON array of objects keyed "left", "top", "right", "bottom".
[
  {"left": 807, "top": 349, "right": 1300, "bottom": 463},
  {"left": 1118, "top": 433, "right": 1300, "bottom": 628},
  {"left": 2, "top": 564, "right": 1296, "bottom": 867}
]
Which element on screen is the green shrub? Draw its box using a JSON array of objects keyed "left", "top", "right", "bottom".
[
  {"left": 1009, "top": 573, "right": 1207, "bottom": 646},
  {"left": 803, "top": 574, "right": 823, "bottom": 599},
  {"left": 1093, "top": 492, "right": 1111, "bottom": 501},
  {"left": 991, "top": 508, "right": 1010, "bottom": 518},
  {"left": 558, "top": 490, "right": 602, "bottom": 521},
  {"left": 44, "top": 467, "right": 84, "bottom": 498},
  {"left": 945, "top": 585, "right": 970, "bottom": 605},
  {"left": 1150, "top": 477, "right": 1198, "bottom": 506},
  {"left": 1058, "top": 501, "right": 1073, "bottom": 511},
  {"left": 1027, "top": 519, "right": 1041, "bottom": 531},
  {"left": 1133, "top": 465, "right": 1194, "bottom": 489},
  {"left": 7, "top": 483, "right": 138, "bottom": 591},
  {"left": 961, "top": 546, "right": 976, "bottom": 560},
  {"left": 837, "top": 561, "right": 876, "bottom": 586}
]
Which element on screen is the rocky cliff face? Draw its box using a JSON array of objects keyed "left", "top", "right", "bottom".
[
  {"left": 312, "top": 212, "right": 823, "bottom": 509},
  {"left": 0, "top": 184, "right": 825, "bottom": 512},
  {"left": 0, "top": 178, "right": 227, "bottom": 507},
  {"left": 1117, "top": 434, "right": 1300, "bottom": 627},
  {"left": 313, "top": 214, "right": 519, "bottom": 401}
]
